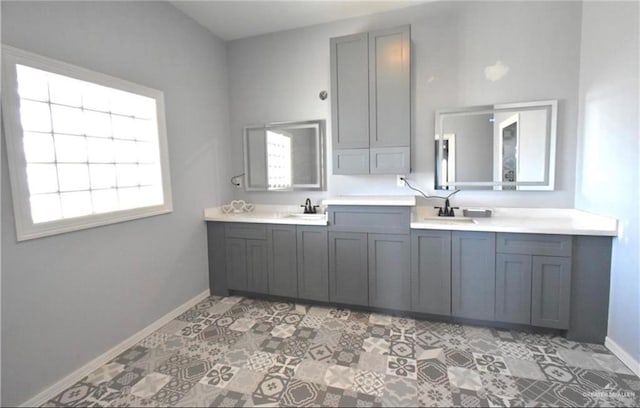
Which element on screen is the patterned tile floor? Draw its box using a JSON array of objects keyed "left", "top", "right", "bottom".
[{"left": 45, "top": 295, "right": 639, "bottom": 407}]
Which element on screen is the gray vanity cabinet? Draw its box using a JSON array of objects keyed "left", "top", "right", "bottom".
[
  {"left": 531, "top": 256, "right": 571, "bottom": 329},
  {"left": 267, "top": 225, "right": 298, "bottom": 298},
  {"left": 224, "top": 223, "right": 269, "bottom": 293},
  {"left": 452, "top": 231, "right": 496, "bottom": 321},
  {"left": 246, "top": 240, "right": 269, "bottom": 293},
  {"left": 328, "top": 231, "right": 369, "bottom": 306},
  {"left": 495, "top": 254, "right": 532, "bottom": 324},
  {"left": 411, "top": 230, "right": 451, "bottom": 316},
  {"left": 330, "top": 25, "right": 411, "bottom": 175},
  {"left": 225, "top": 238, "right": 269, "bottom": 293},
  {"left": 297, "top": 226, "right": 329, "bottom": 302},
  {"left": 368, "top": 233, "right": 411, "bottom": 311},
  {"left": 327, "top": 206, "right": 411, "bottom": 309},
  {"left": 496, "top": 233, "right": 572, "bottom": 329},
  {"left": 225, "top": 238, "right": 248, "bottom": 291}
]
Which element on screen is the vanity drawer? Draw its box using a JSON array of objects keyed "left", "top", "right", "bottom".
[
  {"left": 224, "top": 223, "right": 267, "bottom": 240},
  {"left": 328, "top": 206, "right": 410, "bottom": 234},
  {"left": 497, "top": 233, "right": 572, "bottom": 257}
]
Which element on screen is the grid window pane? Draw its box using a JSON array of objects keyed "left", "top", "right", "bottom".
[
  {"left": 30, "top": 193, "right": 62, "bottom": 223},
  {"left": 26, "top": 164, "right": 58, "bottom": 194},
  {"left": 51, "top": 105, "right": 84, "bottom": 135},
  {"left": 23, "top": 132, "right": 56, "bottom": 163},
  {"left": 20, "top": 100, "right": 52, "bottom": 133},
  {"left": 118, "top": 187, "right": 141, "bottom": 210},
  {"left": 87, "top": 137, "right": 115, "bottom": 163},
  {"left": 139, "top": 185, "right": 163, "bottom": 207},
  {"left": 135, "top": 119, "right": 156, "bottom": 141},
  {"left": 83, "top": 110, "right": 112, "bottom": 138},
  {"left": 136, "top": 142, "right": 159, "bottom": 163},
  {"left": 138, "top": 164, "right": 162, "bottom": 186},
  {"left": 89, "top": 164, "right": 117, "bottom": 189},
  {"left": 54, "top": 134, "right": 87, "bottom": 163},
  {"left": 16, "top": 65, "right": 49, "bottom": 101},
  {"left": 113, "top": 140, "right": 138, "bottom": 163},
  {"left": 116, "top": 163, "right": 139, "bottom": 187},
  {"left": 60, "top": 191, "right": 92, "bottom": 218},
  {"left": 91, "top": 189, "right": 118, "bottom": 214},
  {"left": 57, "top": 164, "right": 90, "bottom": 192},
  {"left": 112, "top": 115, "right": 137, "bottom": 140},
  {"left": 48, "top": 72, "right": 83, "bottom": 107}
]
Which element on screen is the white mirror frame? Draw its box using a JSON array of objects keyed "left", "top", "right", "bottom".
[{"left": 243, "top": 119, "right": 326, "bottom": 192}]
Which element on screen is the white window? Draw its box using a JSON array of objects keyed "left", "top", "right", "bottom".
[{"left": 2, "top": 46, "right": 173, "bottom": 241}]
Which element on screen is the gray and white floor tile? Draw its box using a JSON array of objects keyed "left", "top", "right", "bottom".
[{"left": 45, "top": 295, "right": 640, "bottom": 407}]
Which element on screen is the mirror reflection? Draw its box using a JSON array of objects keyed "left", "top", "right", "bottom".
[
  {"left": 244, "top": 120, "right": 325, "bottom": 191},
  {"left": 435, "top": 100, "right": 557, "bottom": 191}
]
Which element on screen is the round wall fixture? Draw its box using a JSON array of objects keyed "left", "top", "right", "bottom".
[{"left": 319, "top": 90, "right": 328, "bottom": 100}]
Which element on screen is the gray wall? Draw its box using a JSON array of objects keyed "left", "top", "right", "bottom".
[
  {"left": 227, "top": 1, "right": 582, "bottom": 207},
  {"left": 1, "top": 2, "right": 232, "bottom": 405},
  {"left": 575, "top": 2, "right": 639, "bottom": 367}
]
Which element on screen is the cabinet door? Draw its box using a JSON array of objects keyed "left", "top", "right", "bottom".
[
  {"left": 207, "top": 222, "right": 228, "bottom": 296},
  {"left": 330, "top": 33, "right": 369, "bottom": 149},
  {"left": 225, "top": 238, "right": 247, "bottom": 291},
  {"left": 297, "top": 226, "right": 329, "bottom": 302},
  {"left": 531, "top": 256, "right": 571, "bottom": 329},
  {"left": 452, "top": 231, "right": 496, "bottom": 320},
  {"left": 370, "top": 147, "right": 410, "bottom": 174},
  {"left": 247, "top": 239, "right": 268, "bottom": 294},
  {"left": 267, "top": 225, "right": 298, "bottom": 298},
  {"left": 369, "top": 25, "right": 410, "bottom": 148},
  {"left": 495, "top": 254, "right": 532, "bottom": 324},
  {"left": 333, "top": 148, "right": 370, "bottom": 175},
  {"left": 411, "top": 230, "right": 451, "bottom": 315},
  {"left": 328, "top": 231, "right": 368, "bottom": 306},
  {"left": 369, "top": 233, "right": 411, "bottom": 310}
]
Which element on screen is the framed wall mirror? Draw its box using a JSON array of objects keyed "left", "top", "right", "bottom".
[
  {"left": 244, "top": 119, "right": 326, "bottom": 191},
  {"left": 434, "top": 100, "right": 557, "bottom": 191}
]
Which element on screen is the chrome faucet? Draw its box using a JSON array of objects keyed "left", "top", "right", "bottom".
[{"left": 301, "top": 198, "right": 319, "bottom": 214}]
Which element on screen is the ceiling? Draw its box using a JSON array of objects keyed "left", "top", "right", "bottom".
[{"left": 170, "top": 1, "right": 424, "bottom": 41}]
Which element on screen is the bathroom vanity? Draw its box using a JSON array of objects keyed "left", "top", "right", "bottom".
[{"left": 204, "top": 198, "right": 617, "bottom": 344}]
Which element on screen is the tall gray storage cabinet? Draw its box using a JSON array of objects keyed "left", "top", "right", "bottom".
[{"left": 331, "top": 25, "right": 411, "bottom": 175}]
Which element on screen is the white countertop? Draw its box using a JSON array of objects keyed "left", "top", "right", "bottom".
[
  {"left": 322, "top": 195, "right": 416, "bottom": 206},
  {"left": 205, "top": 202, "right": 617, "bottom": 236},
  {"left": 411, "top": 207, "right": 618, "bottom": 236},
  {"left": 204, "top": 205, "right": 328, "bottom": 226}
]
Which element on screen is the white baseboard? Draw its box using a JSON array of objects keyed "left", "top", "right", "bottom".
[
  {"left": 605, "top": 336, "right": 640, "bottom": 377},
  {"left": 20, "top": 289, "right": 211, "bottom": 407}
]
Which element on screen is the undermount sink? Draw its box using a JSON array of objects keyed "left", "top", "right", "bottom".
[
  {"left": 423, "top": 216, "right": 478, "bottom": 224},
  {"left": 285, "top": 213, "right": 326, "bottom": 220}
]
